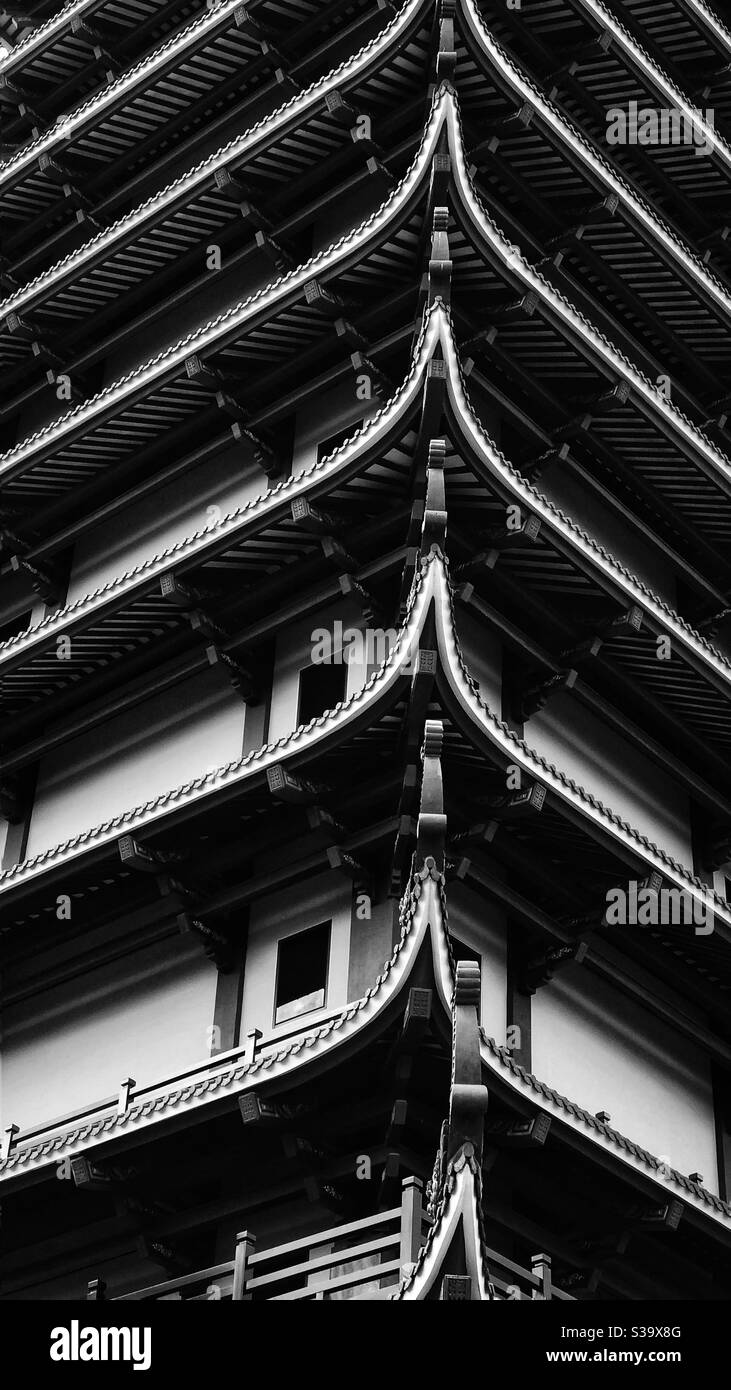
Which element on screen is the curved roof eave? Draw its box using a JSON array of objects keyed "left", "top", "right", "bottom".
[
  {"left": 434, "top": 304, "right": 731, "bottom": 696},
  {"left": 0, "top": 0, "right": 413, "bottom": 188},
  {"left": 0, "top": 0, "right": 433, "bottom": 319},
  {"left": 3, "top": 81, "right": 728, "bottom": 499},
  {"left": 0, "top": 75, "right": 448, "bottom": 482},
  {"left": 0, "top": 305, "right": 432, "bottom": 668},
  {"left": 394, "top": 1152, "right": 493, "bottom": 1300},
  {"left": 684, "top": 0, "right": 731, "bottom": 57},
  {"left": 3, "top": 297, "right": 731, "bottom": 729},
  {"left": 460, "top": 0, "right": 731, "bottom": 322},
  {"left": 574, "top": 0, "right": 731, "bottom": 170},
  {"left": 439, "top": 91, "right": 731, "bottom": 490},
  {"left": 4, "top": 545, "right": 731, "bottom": 931},
  {"left": 3, "top": 851, "right": 729, "bottom": 1237}
]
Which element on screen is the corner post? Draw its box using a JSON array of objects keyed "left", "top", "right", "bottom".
[
  {"left": 399, "top": 1175, "right": 424, "bottom": 1270},
  {"left": 232, "top": 1230, "right": 256, "bottom": 1301}
]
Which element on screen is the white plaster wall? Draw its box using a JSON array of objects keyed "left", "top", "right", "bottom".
[
  {"left": 529, "top": 692, "right": 692, "bottom": 869},
  {"left": 27, "top": 668, "right": 245, "bottom": 858},
  {"left": 446, "top": 880, "right": 507, "bottom": 1044},
  {"left": 532, "top": 965, "right": 718, "bottom": 1191},
  {"left": 0, "top": 933, "right": 217, "bottom": 1134},
  {"left": 66, "top": 445, "right": 264, "bottom": 603},
  {"left": 242, "top": 872, "right": 352, "bottom": 1040}
]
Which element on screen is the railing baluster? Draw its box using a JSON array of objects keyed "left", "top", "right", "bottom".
[
  {"left": 307, "top": 1240, "right": 333, "bottom": 1298},
  {"left": 232, "top": 1230, "right": 256, "bottom": 1301}
]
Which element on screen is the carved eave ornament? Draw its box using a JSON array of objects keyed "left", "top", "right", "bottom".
[{"left": 396, "top": 956, "right": 492, "bottom": 1301}]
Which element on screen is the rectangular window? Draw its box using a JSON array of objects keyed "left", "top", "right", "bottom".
[
  {"left": 297, "top": 661, "right": 347, "bottom": 726},
  {"left": 275, "top": 921, "right": 331, "bottom": 1025}
]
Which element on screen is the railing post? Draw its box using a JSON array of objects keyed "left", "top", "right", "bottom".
[
  {"left": 1, "top": 1124, "right": 19, "bottom": 1162},
  {"left": 117, "top": 1077, "right": 136, "bottom": 1115},
  {"left": 243, "top": 1030, "right": 262, "bottom": 1065},
  {"left": 531, "top": 1251, "right": 552, "bottom": 1300},
  {"left": 87, "top": 1277, "right": 106, "bottom": 1300},
  {"left": 232, "top": 1230, "right": 256, "bottom": 1301},
  {"left": 399, "top": 1175, "right": 423, "bottom": 1271}
]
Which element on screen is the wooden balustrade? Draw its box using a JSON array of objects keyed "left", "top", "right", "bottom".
[{"left": 89, "top": 1176, "right": 573, "bottom": 1301}]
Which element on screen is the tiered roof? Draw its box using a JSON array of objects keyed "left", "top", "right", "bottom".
[{"left": 1, "top": 0, "right": 731, "bottom": 1299}]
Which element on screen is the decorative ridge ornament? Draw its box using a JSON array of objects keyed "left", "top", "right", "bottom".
[
  {"left": 448, "top": 960, "right": 488, "bottom": 1165},
  {"left": 415, "top": 718, "right": 447, "bottom": 871},
  {"left": 421, "top": 438, "right": 448, "bottom": 554},
  {"left": 396, "top": 956, "right": 492, "bottom": 1300}
]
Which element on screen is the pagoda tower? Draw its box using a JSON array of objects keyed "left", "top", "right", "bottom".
[{"left": 1, "top": 0, "right": 731, "bottom": 1302}]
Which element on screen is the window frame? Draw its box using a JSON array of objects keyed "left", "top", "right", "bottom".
[{"left": 273, "top": 919, "right": 332, "bottom": 1028}]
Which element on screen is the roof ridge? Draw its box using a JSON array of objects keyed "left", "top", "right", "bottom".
[
  {"left": 2, "top": 839, "right": 728, "bottom": 1230},
  {"left": 0, "top": 546, "right": 430, "bottom": 888},
  {"left": 0, "top": 0, "right": 91, "bottom": 72},
  {"left": 0, "top": 856, "right": 435, "bottom": 1175},
  {"left": 685, "top": 0, "right": 731, "bottom": 51}
]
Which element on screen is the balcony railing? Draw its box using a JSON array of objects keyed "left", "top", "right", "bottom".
[
  {"left": 86, "top": 1178, "right": 574, "bottom": 1302},
  {"left": 4, "top": 1014, "right": 345, "bottom": 1161}
]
